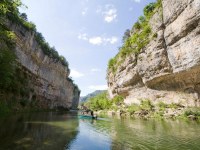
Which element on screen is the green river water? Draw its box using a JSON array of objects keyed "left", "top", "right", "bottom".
[{"left": 0, "top": 112, "right": 199, "bottom": 150}]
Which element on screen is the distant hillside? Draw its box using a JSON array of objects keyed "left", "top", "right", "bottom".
[{"left": 80, "top": 90, "right": 106, "bottom": 103}]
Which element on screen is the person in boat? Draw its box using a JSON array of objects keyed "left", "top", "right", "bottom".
[
  {"left": 80, "top": 104, "right": 88, "bottom": 115},
  {"left": 91, "top": 110, "right": 97, "bottom": 119},
  {"left": 91, "top": 110, "right": 94, "bottom": 117}
]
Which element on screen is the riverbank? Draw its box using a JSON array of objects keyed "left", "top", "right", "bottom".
[
  {"left": 95, "top": 100, "right": 200, "bottom": 121},
  {"left": 82, "top": 92, "right": 200, "bottom": 121}
]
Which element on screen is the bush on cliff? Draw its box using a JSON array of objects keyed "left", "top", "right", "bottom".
[
  {"left": 108, "top": 0, "right": 161, "bottom": 73},
  {"left": 0, "top": 0, "right": 69, "bottom": 67},
  {"left": 0, "top": 0, "right": 72, "bottom": 114}
]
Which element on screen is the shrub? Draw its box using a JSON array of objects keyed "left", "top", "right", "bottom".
[
  {"left": 127, "top": 104, "right": 140, "bottom": 115},
  {"left": 0, "top": 101, "right": 10, "bottom": 115},
  {"left": 112, "top": 95, "right": 124, "bottom": 105},
  {"left": 1, "top": 0, "right": 69, "bottom": 68},
  {"left": 168, "top": 103, "right": 179, "bottom": 109},
  {"left": 108, "top": 0, "right": 162, "bottom": 73},
  {"left": 143, "top": 2, "right": 156, "bottom": 18},
  {"left": 133, "top": 21, "right": 141, "bottom": 30},
  {"left": 184, "top": 108, "right": 200, "bottom": 117},
  {"left": 108, "top": 58, "right": 117, "bottom": 72},
  {"left": 140, "top": 99, "right": 154, "bottom": 111},
  {"left": 85, "top": 92, "right": 111, "bottom": 111}
]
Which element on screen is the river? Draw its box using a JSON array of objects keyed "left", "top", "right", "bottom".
[{"left": 0, "top": 112, "right": 199, "bottom": 150}]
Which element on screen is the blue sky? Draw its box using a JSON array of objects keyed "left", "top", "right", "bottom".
[{"left": 20, "top": 0, "right": 155, "bottom": 96}]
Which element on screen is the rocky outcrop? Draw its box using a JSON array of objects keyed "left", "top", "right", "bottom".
[
  {"left": 5, "top": 20, "right": 80, "bottom": 110},
  {"left": 107, "top": 0, "right": 200, "bottom": 107}
]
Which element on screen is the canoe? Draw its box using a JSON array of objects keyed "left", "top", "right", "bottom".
[{"left": 78, "top": 115, "right": 97, "bottom": 119}]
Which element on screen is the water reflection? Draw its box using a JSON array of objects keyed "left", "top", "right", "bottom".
[
  {"left": 0, "top": 112, "right": 79, "bottom": 150},
  {"left": 0, "top": 113, "right": 200, "bottom": 150},
  {"left": 68, "top": 117, "right": 200, "bottom": 150},
  {"left": 67, "top": 118, "right": 112, "bottom": 150},
  {"left": 109, "top": 118, "right": 200, "bottom": 150}
]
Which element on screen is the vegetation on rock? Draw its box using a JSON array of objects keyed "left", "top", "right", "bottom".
[
  {"left": 108, "top": 0, "right": 162, "bottom": 73},
  {"left": 84, "top": 92, "right": 200, "bottom": 120},
  {"left": 0, "top": 0, "right": 69, "bottom": 67},
  {"left": 83, "top": 92, "right": 124, "bottom": 111},
  {"left": 0, "top": 0, "right": 76, "bottom": 114}
]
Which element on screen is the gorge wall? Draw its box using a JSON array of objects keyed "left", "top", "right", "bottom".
[
  {"left": 107, "top": 0, "right": 200, "bottom": 107},
  {"left": 2, "top": 20, "right": 80, "bottom": 110}
]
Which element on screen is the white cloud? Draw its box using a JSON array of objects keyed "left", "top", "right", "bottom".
[
  {"left": 132, "top": 0, "right": 141, "bottom": 3},
  {"left": 104, "top": 36, "right": 118, "bottom": 44},
  {"left": 81, "top": 7, "right": 88, "bottom": 16},
  {"left": 89, "top": 85, "right": 108, "bottom": 90},
  {"left": 78, "top": 33, "right": 118, "bottom": 45},
  {"left": 96, "top": 4, "right": 117, "bottom": 23},
  {"left": 104, "top": 8, "right": 117, "bottom": 23},
  {"left": 78, "top": 33, "right": 88, "bottom": 41},
  {"left": 70, "top": 69, "right": 84, "bottom": 78},
  {"left": 88, "top": 36, "right": 118, "bottom": 45},
  {"left": 91, "top": 68, "right": 101, "bottom": 72},
  {"left": 89, "top": 37, "right": 103, "bottom": 45}
]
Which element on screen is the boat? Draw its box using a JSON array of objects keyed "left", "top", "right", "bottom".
[{"left": 78, "top": 115, "right": 97, "bottom": 119}]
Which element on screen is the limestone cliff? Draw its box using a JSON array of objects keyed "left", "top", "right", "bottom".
[
  {"left": 3, "top": 20, "right": 80, "bottom": 110},
  {"left": 107, "top": 0, "right": 200, "bottom": 107}
]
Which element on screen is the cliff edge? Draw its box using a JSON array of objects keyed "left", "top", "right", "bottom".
[
  {"left": 0, "top": 1, "right": 80, "bottom": 111},
  {"left": 107, "top": 0, "right": 200, "bottom": 107}
]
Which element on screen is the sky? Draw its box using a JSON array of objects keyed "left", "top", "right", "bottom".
[{"left": 20, "top": 0, "right": 156, "bottom": 96}]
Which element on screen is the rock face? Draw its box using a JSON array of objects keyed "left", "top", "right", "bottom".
[
  {"left": 107, "top": 0, "right": 200, "bottom": 107},
  {"left": 5, "top": 20, "right": 80, "bottom": 110}
]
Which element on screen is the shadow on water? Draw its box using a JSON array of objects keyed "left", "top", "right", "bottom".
[{"left": 0, "top": 112, "right": 79, "bottom": 150}]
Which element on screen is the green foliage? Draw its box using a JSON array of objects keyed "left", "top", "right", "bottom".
[
  {"left": 108, "top": 0, "right": 162, "bottom": 73},
  {"left": 127, "top": 104, "right": 140, "bottom": 115},
  {"left": 1, "top": 0, "right": 69, "bottom": 67},
  {"left": 0, "top": 0, "right": 74, "bottom": 112},
  {"left": 157, "top": 101, "right": 167, "bottom": 111},
  {"left": 0, "top": 25, "right": 16, "bottom": 90},
  {"left": 127, "top": 99, "right": 154, "bottom": 115},
  {"left": 168, "top": 103, "right": 179, "bottom": 109},
  {"left": 133, "top": 21, "right": 141, "bottom": 30},
  {"left": 184, "top": 108, "right": 200, "bottom": 117},
  {"left": 139, "top": 16, "right": 146, "bottom": 23},
  {"left": 35, "top": 32, "right": 69, "bottom": 67},
  {"left": 140, "top": 99, "right": 154, "bottom": 111},
  {"left": 85, "top": 92, "right": 112, "bottom": 111},
  {"left": 122, "top": 29, "right": 130, "bottom": 43},
  {"left": 108, "top": 57, "right": 117, "bottom": 73},
  {"left": 20, "top": 12, "right": 27, "bottom": 21},
  {"left": 112, "top": 95, "right": 124, "bottom": 105},
  {"left": 143, "top": 2, "right": 156, "bottom": 18},
  {"left": 0, "top": 101, "right": 10, "bottom": 115}
]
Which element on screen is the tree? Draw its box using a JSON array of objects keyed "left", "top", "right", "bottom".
[
  {"left": 143, "top": 2, "right": 156, "bottom": 17},
  {"left": 20, "top": 13, "right": 27, "bottom": 21},
  {"left": 139, "top": 16, "right": 146, "bottom": 23},
  {"left": 122, "top": 29, "right": 130, "bottom": 43},
  {"left": 0, "top": 48, "right": 16, "bottom": 89}
]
